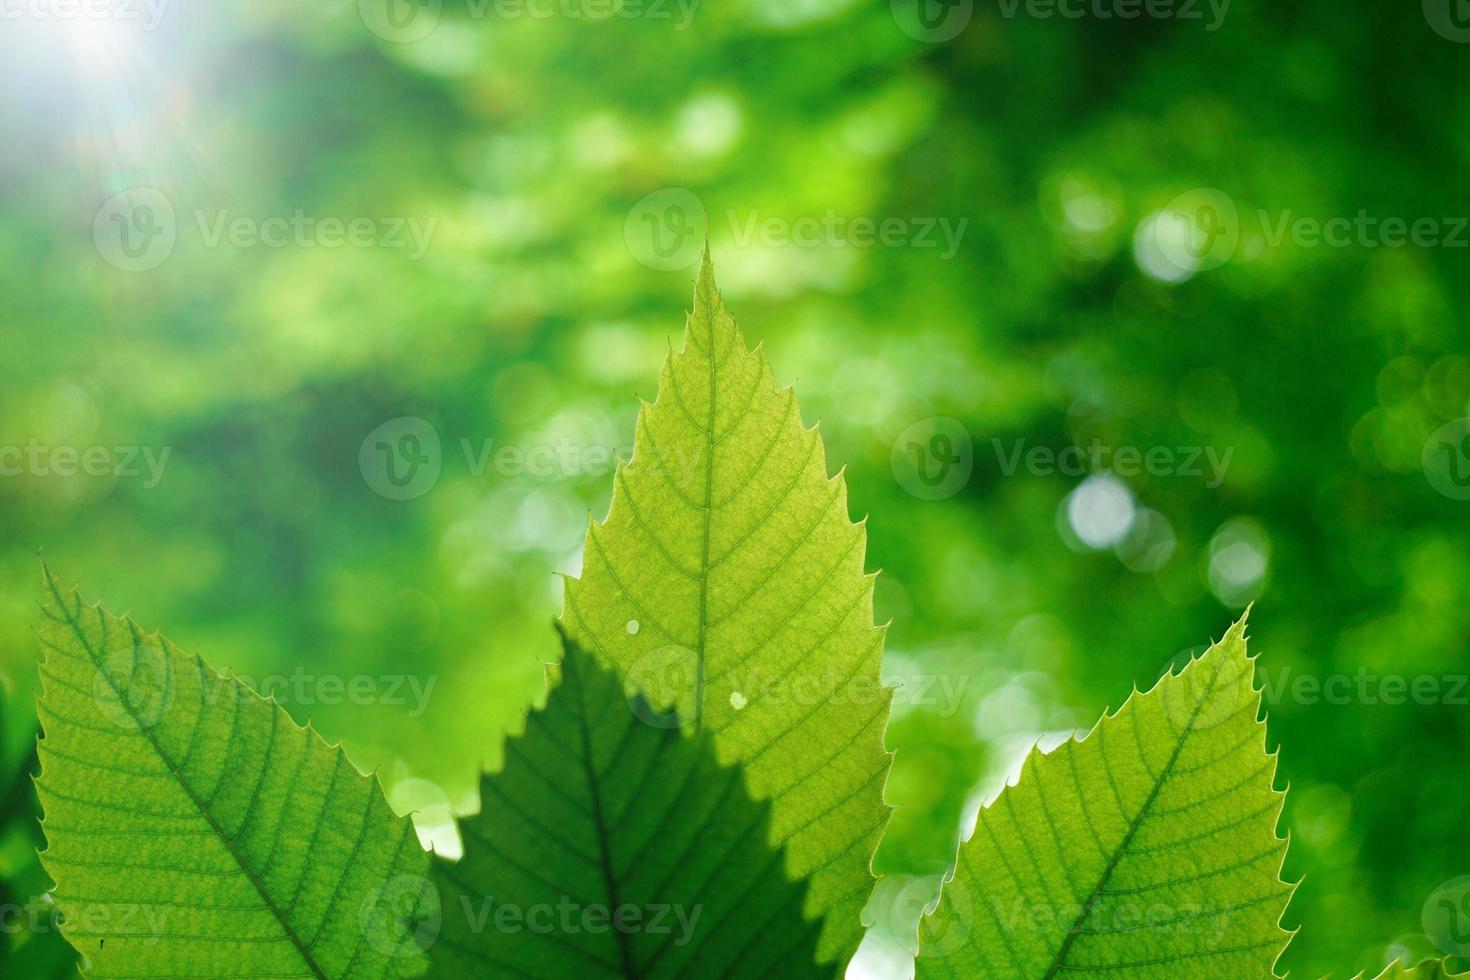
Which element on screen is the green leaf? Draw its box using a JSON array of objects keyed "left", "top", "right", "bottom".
[
  {"left": 34, "top": 569, "right": 433, "bottom": 978},
  {"left": 431, "top": 632, "right": 824, "bottom": 979},
  {"left": 917, "top": 613, "right": 1294, "bottom": 978},
  {"left": 560, "top": 249, "right": 891, "bottom": 966}
]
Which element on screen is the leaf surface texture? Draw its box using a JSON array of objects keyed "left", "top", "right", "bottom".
[
  {"left": 917, "top": 616, "right": 1293, "bottom": 979},
  {"left": 561, "top": 251, "right": 891, "bottom": 964},
  {"left": 35, "top": 573, "right": 431, "bottom": 978},
  {"left": 431, "top": 635, "right": 824, "bottom": 980}
]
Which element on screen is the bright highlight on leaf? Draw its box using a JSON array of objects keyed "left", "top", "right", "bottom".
[
  {"left": 917, "top": 614, "right": 1294, "bottom": 979},
  {"left": 561, "top": 248, "right": 892, "bottom": 964},
  {"left": 431, "top": 632, "right": 824, "bottom": 979},
  {"left": 34, "top": 569, "right": 433, "bottom": 978}
]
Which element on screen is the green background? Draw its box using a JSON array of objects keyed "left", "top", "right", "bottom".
[{"left": 2, "top": 1, "right": 1468, "bottom": 975}]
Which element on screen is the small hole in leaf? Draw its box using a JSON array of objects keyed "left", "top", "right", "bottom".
[
  {"left": 625, "top": 619, "right": 640, "bottom": 635},
  {"left": 729, "top": 691, "right": 747, "bottom": 710}
]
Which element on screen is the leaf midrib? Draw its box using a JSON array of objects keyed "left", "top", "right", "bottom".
[
  {"left": 1040, "top": 661, "right": 1225, "bottom": 978},
  {"left": 568, "top": 649, "right": 640, "bottom": 978},
  {"left": 47, "top": 579, "right": 330, "bottom": 980},
  {"left": 691, "top": 286, "right": 718, "bottom": 729}
]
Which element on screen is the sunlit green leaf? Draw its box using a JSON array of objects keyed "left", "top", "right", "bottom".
[
  {"left": 561, "top": 249, "right": 892, "bottom": 966},
  {"left": 917, "top": 614, "right": 1293, "bottom": 978},
  {"left": 34, "top": 569, "right": 432, "bottom": 978}
]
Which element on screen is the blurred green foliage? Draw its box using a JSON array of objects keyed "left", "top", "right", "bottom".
[{"left": 1, "top": 1, "right": 1467, "bottom": 976}]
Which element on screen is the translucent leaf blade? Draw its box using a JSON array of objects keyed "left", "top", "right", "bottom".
[
  {"left": 917, "top": 614, "right": 1293, "bottom": 979},
  {"left": 430, "top": 634, "right": 824, "bottom": 979},
  {"left": 34, "top": 571, "right": 432, "bottom": 978},
  {"left": 561, "top": 250, "right": 892, "bottom": 966}
]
